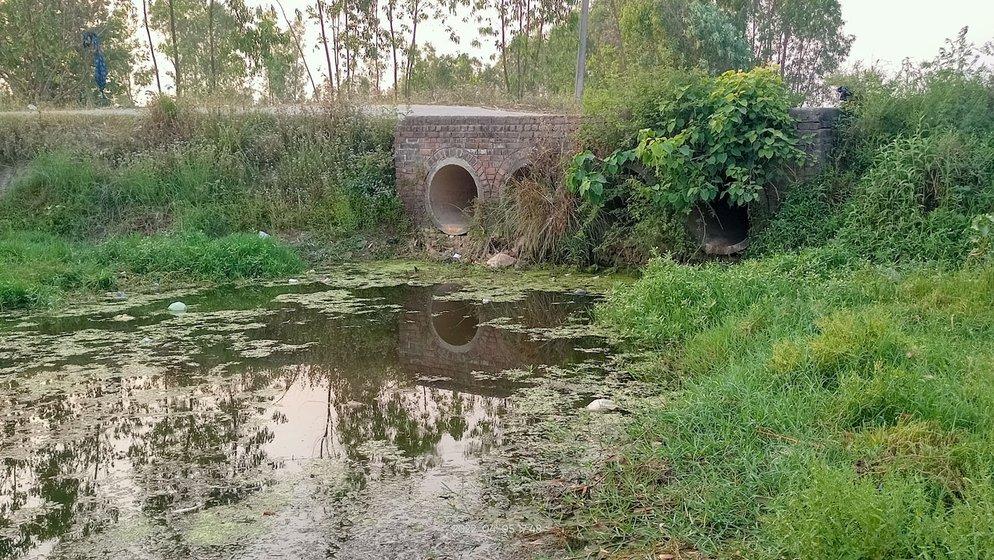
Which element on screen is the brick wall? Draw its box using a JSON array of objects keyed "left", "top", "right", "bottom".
[
  {"left": 394, "top": 115, "right": 579, "bottom": 228},
  {"left": 790, "top": 107, "right": 841, "bottom": 179},
  {"left": 394, "top": 109, "right": 840, "bottom": 230}
]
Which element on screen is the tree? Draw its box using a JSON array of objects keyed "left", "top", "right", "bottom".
[
  {"left": 717, "top": 0, "right": 853, "bottom": 98},
  {"left": 244, "top": 6, "right": 308, "bottom": 102},
  {"left": 0, "top": 0, "right": 138, "bottom": 105},
  {"left": 150, "top": 0, "right": 254, "bottom": 99},
  {"left": 141, "top": 0, "right": 163, "bottom": 93}
]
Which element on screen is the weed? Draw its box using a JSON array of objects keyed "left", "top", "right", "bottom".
[
  {"left": 0, "top": 231, "right": 304, "bottom": 311},
  {"left": 578, "top": 253, "right": 994, "bottom": 558}
]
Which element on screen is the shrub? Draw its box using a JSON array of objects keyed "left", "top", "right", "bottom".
[
  {"left": 569, "top": 67, "right": 803, "bottom": 212},
  {"left": 0, "top": 105, "right": 402, "bottom": 241}
]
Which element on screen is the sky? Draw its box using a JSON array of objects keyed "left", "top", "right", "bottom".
[
  {"left": 128, "top": 0, "right": 994, "bottom": 99},
  {"left": 840, "top": 0, "right": 994, "bottom": 70}
]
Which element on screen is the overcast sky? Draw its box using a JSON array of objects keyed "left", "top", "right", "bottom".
[{"left": 840, "top": 0, "right": 994, "bottom": 70}]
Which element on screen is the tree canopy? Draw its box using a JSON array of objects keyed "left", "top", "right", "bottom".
[{"left": 0, "top": 0, "right": 853, "bottom": 106}]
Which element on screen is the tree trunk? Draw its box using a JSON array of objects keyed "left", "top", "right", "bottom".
[
  {"left": 608, "top": 0, "right": 626, "bottom": 67},
  {"left": 167, "top": 0, "right": 182, "bottom": 96},
  {"left": 386, "top": 0, "right": 398, "bottom": 100},
  {"left": 143, "top": 0, "right": 162, "bottom": 94},
  {"left": 331, "top": 8, "right": 342, "bottom": 92},
  {"left": 276, "top": 0, "right": 319, "bottom": 98},
  {"left": 317, "top": 0, "right": 335, "bottom": 97},
  {"left": 403, "top": 0, "right": 420, "bottom": 99},
  {"left": 372, "top": 0, "right": 381, "bottom": 92},
  {"left": 499, "top": 0, "right": 510, "bottom": 94},
  {"left": 344, "top": 6, "right": 351, "bottom": 86},
  {"left": 574, "top": 0, "right": 589, "bottom": 104},
  {"left": 208, "top": 0, "right": 217, "bottom": 94}
]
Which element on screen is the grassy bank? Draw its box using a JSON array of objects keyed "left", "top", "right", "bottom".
[
  {"left": 546, "top": 41, "right": 994, "bottom": 558},
  {"left": 0, "top": 99, "right": 403, "bottom": 310},
  {"left": 574, "top": 253, "right": 994, "bottom": 557},
  {"left": 0, "top": 231, "right": 304, "bottom": 310}
]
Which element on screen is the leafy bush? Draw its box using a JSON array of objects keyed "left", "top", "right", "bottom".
[{"left": 569, "top": 67, "right": 803, "bottom": 211}]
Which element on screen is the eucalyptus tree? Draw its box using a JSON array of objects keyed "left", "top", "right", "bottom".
[
  {"left": 716, "top": 0, "right": 853, "bottom": 98},
  {"left": 245, "top": 6, "right": 308, "bottom": 102},
  {"left": 149, "top": 0, "right": 256, "bottom": 99}
]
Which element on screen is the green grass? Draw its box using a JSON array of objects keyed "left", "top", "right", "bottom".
[
  {"left": 0, "top": 231, "right": 304, "bottom": 311},
  {"left": 0, "top": 102, "right": 404, "bottom": 240},
  {"left": 579, "top": 251, "right": 994, "bottom": 558},
  {"left": 0, "top": 100, "right": 401, "bottom": 311}
]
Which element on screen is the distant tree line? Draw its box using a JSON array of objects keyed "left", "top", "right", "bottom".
[{"left": 0, "top": 0, "right": 852, "bottom": 106}]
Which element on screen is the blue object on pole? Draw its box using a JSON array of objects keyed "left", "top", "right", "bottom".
[{"left": 82, "top": 31, "right": 108, "bottom": 96}]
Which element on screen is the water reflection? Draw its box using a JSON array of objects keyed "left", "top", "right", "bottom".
[{"left": 0, "top": 282, "right": 603, "bottom": 558}]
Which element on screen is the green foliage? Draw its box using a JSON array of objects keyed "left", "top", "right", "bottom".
[
  {"left": 754, "top": 36, "right": 994, "bottom": 265},
  {"left": 971, "top": 213, "right": 994, "bottom": 259},
  {"left": 571, "top": 67, "right": 803, "bottom": 213},
  {"left": 0, "top": 106, "right": 403, "bottom": 240},
  {"left": 93, "top": 233, "right": 304, "bottom": 280},
  {"left": 716, "top": 0, "right": 853, "bottom": 100},
  {"left": 0, "top": 231, "right": 304, "bottom": 310},
  {"left": 0, "top": 0, "right": 138, "bottom": 105},
  {"left": 634, "top": 67, "right": 804, "bottom": 210},
  {"left": 587, "top": 252, "right": 994, "bottom": 557},
  {"left": 835, "top": 131, "right": 994, "bottom": 264}
]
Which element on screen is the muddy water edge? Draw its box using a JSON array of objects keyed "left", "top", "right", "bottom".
[{"left": 0, "top": 263, "right": 647, "bottom": 559}]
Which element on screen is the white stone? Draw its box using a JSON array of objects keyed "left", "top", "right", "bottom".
[
  {"left": 586, "top": 398, "right": 619, "bottom": 413},
  {"left": 486, "top": 252, "right": 517, "bottom": 268},
  {"left": 258, "top": 230, "right": 270, "bottom": 239},
  {"left": 288, "top": 278, "right": 300, "bottom": 285},
  {"left": 167, "top": 301, "right": 188, "bottom": 313}
]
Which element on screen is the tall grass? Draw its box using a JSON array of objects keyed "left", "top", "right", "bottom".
[
  {"left": 753, "top": 46, "right": 994, "bottom": 265},
  {"left": 585, "top": 252, "right": 994, "bottom": 557},
  {"left": 470, "top": 154, "right": 580, "bottom": 263},
  {"left": 0, "top": 231, "right": 304, "bottom": 311},
  {"left": 0, "top": 100, "right": 404, "bottom": 240}
]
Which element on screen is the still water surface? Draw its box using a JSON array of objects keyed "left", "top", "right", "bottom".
[{"left": 0, "top": 277, "right": 609, "bottom": 559}]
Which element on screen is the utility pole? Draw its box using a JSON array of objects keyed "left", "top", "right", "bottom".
[{"left": 574, "top": 0, "right": 589, "bottom": 104}]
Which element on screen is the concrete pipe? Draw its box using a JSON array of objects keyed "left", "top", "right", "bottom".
[
  {"left": 687, "top": 199, "right": 751, "bottom": 256},
  {"left": 426, "top": 158, "right": 481, "bottom": 235}
]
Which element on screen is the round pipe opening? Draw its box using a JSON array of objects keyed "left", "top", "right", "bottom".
[
  {"left": 687, "top": 199, "right": 750, "bottom": 255},
  {"left": 427, "top": 159, "right": 480, "bottom": 235},
  {"left": 428, "top": 285, "right": 481, "bottom": 353}
]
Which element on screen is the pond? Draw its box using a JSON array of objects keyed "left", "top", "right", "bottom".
[{"left": 0, "top": 269, "right": 616, "bottom": 559}]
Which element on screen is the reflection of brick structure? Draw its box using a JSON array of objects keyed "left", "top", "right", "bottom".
[
  {"left": 394, "top": 114, "right": 579, "bottom": 229},
  {"left": 396, "top": 288, "right": 580, "bottom": 397}
]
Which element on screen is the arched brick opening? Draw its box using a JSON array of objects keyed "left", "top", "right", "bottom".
[
  {"left": 507, "top": 165, "right": 532, "bottom": 184},
  {"left": 687, "top": 199, "right": 750, "bottom": 255},
  {"left": 426, "top": 158, "right": 481, "bottom": 235}
]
